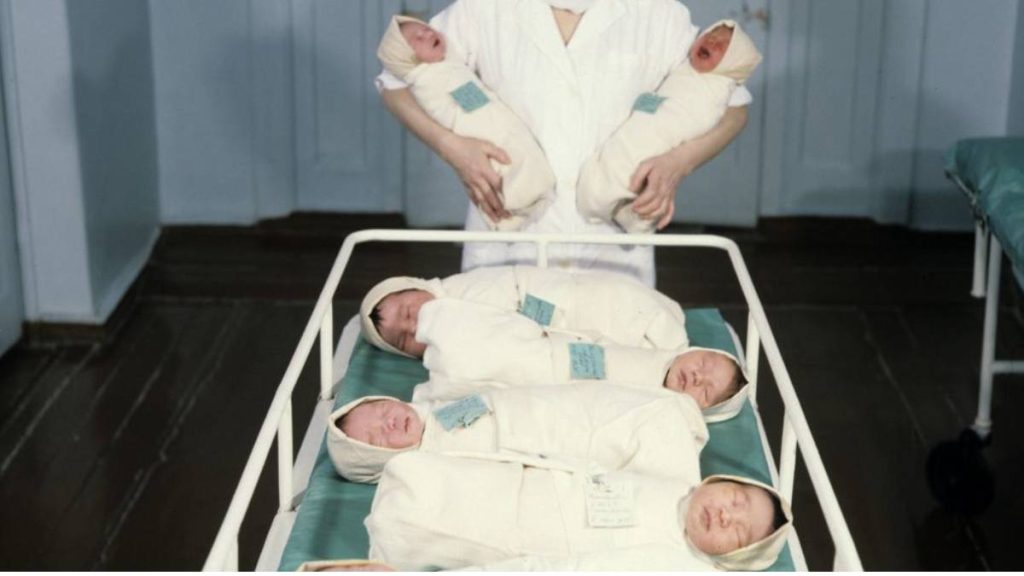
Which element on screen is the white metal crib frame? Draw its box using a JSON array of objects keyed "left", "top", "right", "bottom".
[
  {"left": 202, "top": 229, "right": 863, "bottom": 571},
  {"left": 950, "top": 170, "right": 1024, "bottom": 438}
]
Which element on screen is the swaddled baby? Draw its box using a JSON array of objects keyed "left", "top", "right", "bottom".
[
  {"left": 360, "top": 265, "right": 688, "bottom": 359},
  {"left": 414, "top": 298, "right": 750, "bottom": 423},
  {"left": 378, "top": 15, "right": 556, "bottom": 230},
  {"left": 327, "top": 383, "right": 707, "bottom": 483},
  {"left": 576, "top": 20, "right": 763, "bottom": 233},
  {"left": 366, "top": 452, "right": 793, "bottom": 571}
]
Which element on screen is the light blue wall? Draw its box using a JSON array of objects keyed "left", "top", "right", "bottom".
[
  {"left": 910, "top": 0, "right": 1020, "bottom": 230},
  {"left": 1010, "top": 1, "right": 1024, "bottom": 135},
  {"left": 67, "top": 0, "right": 160, "bottom": 318},
  {"left": 150, "top": 0, "right": 295, "bottom": 224}
]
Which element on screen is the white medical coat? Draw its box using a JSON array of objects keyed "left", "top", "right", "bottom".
[{"left": 377, "top": 0, "right": 752, "bottom": 286}]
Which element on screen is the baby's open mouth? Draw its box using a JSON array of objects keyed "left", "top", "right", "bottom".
[{"left": 698, "top": 47, "right": 710, "bottom": 59}]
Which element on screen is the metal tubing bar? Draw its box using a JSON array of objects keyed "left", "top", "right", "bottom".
[
  {"left": 319, "top": 305, "right": 334, "bottom": 400},
  {"left": 972, "top": 222, "right": 987, "bottom": 298},
  {"left": 206, "top": 229, "right": 863, "bottom": 571},
  {"left": 745, "top": 312, "right": 761, "bottom": 405},
  {"left": 717, "top": 240, "right": 863, "bottom": 571},
  {"left": 204, "top": 238, "right": 361, "bottom": 570},
  {"left": 991, "top": 361, "right": 1024, "bottom": 374},
  {"left": 227, "top": 539, "right": 238, "bottom": 571},
  {"left": 975, "top": 234, "right": 1002, "bottom": 435},
  {"left": 277, "top": 400, "right": 294, "bottom": 512},
  {"left": 778, "top": 417, "right": 798, "bottom": 502}
]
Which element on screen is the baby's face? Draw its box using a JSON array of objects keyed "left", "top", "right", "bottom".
[
  {"left": 376, "top": 289, "right": 435, "bottom": 358},
  {"left": 399, "top": 21, "right": 446, "bottom": 63},
  {"left": 663, "top": 349, "right": 739, "bottom": 408},
  {"left": 341, "top": 400, "right": 425, "bottom": 449},
  {"left": 685, "top": 480, "right": 776, "bottom": 556},
  {"left": 690, "top": 25, "right": 733, "bottom": 73}
]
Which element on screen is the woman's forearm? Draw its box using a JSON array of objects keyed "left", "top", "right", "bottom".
[
  {"left": 379, "top": 86, "right": 510, "bottom": 220},
  {"left": 380, "top": 87, "right": 456, "bottom": 160},
  {"left": 669, "top": 105, "right": 749, "bottom": 175}
]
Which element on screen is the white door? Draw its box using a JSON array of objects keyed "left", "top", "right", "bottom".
[
  {"left": 677, "top": 0, "right": 768, "bottom": 227},
  {"left": 760, "top": 0, "right": 888, "bottom": 218},
  {"left": 0, "top": 73, "right": 22, "bottom": 356},
  {"left": 292, "top": 0, "right": 405, "bottom": 212}
]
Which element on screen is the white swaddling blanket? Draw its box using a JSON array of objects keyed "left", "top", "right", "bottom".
[
  {"left": 576, "top": 65, "right": 735, "bottom": 233},
  {"left": 414, "top": 298, "right": 750, "bottom": 422},
  {"left": 366, "top": 452, "right": 712, "bottom": 571},
  {"left": 421, "top": 383, "right": 707, "bottom": 478},
  {"left": 438, "top": 265, "right": 689, "bottom": 350},
  {"left": 414, "top": 298, "right": 679, "bottom": 399},
  {"left": 360, "top": 265, "right": 689, "bottom": 357},
  {"left": 404, "top": 61, "right": 556, "bottom": 231},
  {"left": 327, "top": 383, "right": 706, "bottom": 483}
]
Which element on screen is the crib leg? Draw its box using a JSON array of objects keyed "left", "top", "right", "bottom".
[
  {"left": 974, "top": 234, "right": 1001, "bottom": 438},
  {"left": 971, "top": 222, "right": 987, "bottom": 298}
]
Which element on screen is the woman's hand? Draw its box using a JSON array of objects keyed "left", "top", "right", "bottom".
[
  {"left": 440, "top": 133, "right": 512, "bottom": 222},
  {"left": 628, "top": 147, "right": 694, "bottom": 230}
]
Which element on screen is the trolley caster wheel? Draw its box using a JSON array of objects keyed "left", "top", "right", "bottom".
[{"left": 926, "top": 429, "right": 994, "bottom": 516}]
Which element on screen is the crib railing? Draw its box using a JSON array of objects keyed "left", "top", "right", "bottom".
[{"left": 203, "top": 229, "right": 863, "bottom": 571}]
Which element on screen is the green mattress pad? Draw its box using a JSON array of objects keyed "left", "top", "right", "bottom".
[
  {"left": 279, "top": 308, "right": 794, "bottom": 571},
  {"left": 947, "top": 137, "right": 1024, "bottom": 271}
]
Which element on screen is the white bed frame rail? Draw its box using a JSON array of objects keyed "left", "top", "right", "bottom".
[{"left": 203, "top": 230, "right": 863, "bottom": 571}]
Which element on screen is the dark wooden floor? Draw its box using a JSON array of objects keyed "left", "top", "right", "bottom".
[{"left": 1, "top": 214, "right": 1022, "bottom": 570}]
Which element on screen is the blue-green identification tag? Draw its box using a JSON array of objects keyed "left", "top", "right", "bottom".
[
  {"left": 450, "top": 82, "right": 490, "bottom": 113},
  {"left": 434, "top": 395, "right": 490, "bottom": 431},
  {"left": 569, "top": 343, "right": 606, "bottom": 380},
  {"left": 632, "top": 92, "right": 666, "bottom": 114},
  {"left": 519, "top": 294, "right": 556, "bottom": 326}
]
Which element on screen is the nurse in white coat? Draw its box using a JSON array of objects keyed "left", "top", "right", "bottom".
[{"left": 377, "top": 0, "right": 751, "bottom": 286}]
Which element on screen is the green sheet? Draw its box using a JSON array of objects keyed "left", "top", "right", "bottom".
[
  {"left": 279, "top": 308, "right": 794, "bottom": 571},
  {"left": 946, "top": 138, "right": 1024, "bottom": 271}
]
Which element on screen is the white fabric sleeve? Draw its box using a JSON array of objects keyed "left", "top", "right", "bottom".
[
  {"left": 729, "top": 84, "right": 753, "bottom": 107},
  {"left": 374, "top": 69, "right": 408, "bottom": 92}
]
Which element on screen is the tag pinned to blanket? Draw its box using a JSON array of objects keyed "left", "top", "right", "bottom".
[
  {"left": 569, "top": 342, "right": 606, "bottom": 379},
  {"left": 632, "top": 92, "right": 666, "bottom": 114},
  {"left": 450, "top": 82, "right": 490, "bottom": 113},
  {"left": 520, "top": 294, "right": 556, "bottom": 326},
  {"left": 585, "top": 474, "right": 636, "bottom": 528},
  {"left": 434, "top": 395, "right": 490, "bottom": 431}
]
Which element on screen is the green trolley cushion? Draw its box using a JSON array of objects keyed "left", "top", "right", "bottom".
[
  {"left": 946, "top": 137, "right": 1024, "bottom": 271},
  {"left": 279, "top": 308, "right": 794, "bottom": 571}
]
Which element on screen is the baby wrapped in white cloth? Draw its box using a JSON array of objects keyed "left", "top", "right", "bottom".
[
  {"left": 327, "top": 383, "right": 707, "bottom": 483},
  {"left": 360, "top": 264, "right": 688, "bottom": 359},
  {"left": 378, "top": 15, "right": 556, "bottom": 231},
  {"left": 414, "top": 297, "right": 749, "bottom": 422},
  {"left": 576, "top": 20, "right": 763, "bottom": 233},
  {"left": 365, "top": 452, "right": 793, "bottom": 571}
]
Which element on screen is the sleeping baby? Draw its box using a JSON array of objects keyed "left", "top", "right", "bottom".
[
  {"left": 378, "top": 15, "right": 556, "bottom": 230},
  {"left": 360, "top": 265, "right": 688, "bottom": 359},
  {"left": 366, "top": 452, "right": 792, "bottom": 571},
  {"left": 327, "top": 383, "right": 707, "bottom": 483},
  {"left": 576, "top": 20, "right": 763, "bottom": 233},
  {"left": 414, "top": 298, "right": 750, "bottom": 422}
]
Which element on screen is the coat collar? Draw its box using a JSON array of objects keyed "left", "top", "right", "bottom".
[{"left": 514, "top": 0, "right": 625, "bottom": 84}]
